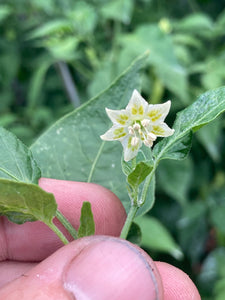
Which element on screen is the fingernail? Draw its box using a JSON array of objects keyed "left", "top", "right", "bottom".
[{"left": 63, "top": 238, "right": 162, "bottom": 300}]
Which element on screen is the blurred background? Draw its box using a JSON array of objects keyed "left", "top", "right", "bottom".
[{"left": 0, "top": 0, "right": 225, "bottom": 298}]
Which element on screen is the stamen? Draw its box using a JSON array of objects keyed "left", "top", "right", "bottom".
[
  {"left": 128, "top": 126, "right": 135, "bottom": 135},
  {"left": 131, "top": 137, "right": 139, "bottom": 147},
  {"left": 133, "top": 123, "right": 141, "bottom": 131},
  {"left": 144, "top": 140, "right": 153, "bottom": 147},
  {"left": 147, "top": 132, "right": 157, "bottom": 141},
  {"left": 141, "top": 119, "right": 150, "bottom": 127},
  {"left": 141, "top": 128, "right": 156, "bottom": 148}
]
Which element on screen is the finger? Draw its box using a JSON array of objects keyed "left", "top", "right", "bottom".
[
  {"left": 155, "top": 262, "right": 201, "bottom": 300},
  {"left": 0, "top": 236, "right": 163, "bottom": 300},
  {"left": 0, "top": 179, "right": 126, "bottom": 261},
  {"left": 39, "top": 178, "right": 126, "bottom": 238},
  {"left": 0, "top": 261, "right": 36, "bottom": 288}
]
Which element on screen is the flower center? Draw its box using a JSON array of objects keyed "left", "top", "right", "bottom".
[{"left": 128, "top": 119, "right": 156, "bottom": 148}]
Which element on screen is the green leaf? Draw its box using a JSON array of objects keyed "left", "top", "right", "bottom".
[
  {"left": 100, "top": 0, "right": 134, "bottom": 24},
  {"left": 27, "top": 19, "right": 72, "bottom": 39},
  {"left": 136, "top": 215, "right": 183, "bottom": 259},
  {"left": 127, "top": 222, "right": 142, "bottom": 245},
  {"left": 28, "top": 59, "right": 52, "bottom": 108},
  {"left": 157, "top": 158, "right": 193, "bottom": 205},
  {"left": 136, "top": 174, "right": 155, "bottom": 217},
  {"left": 0, "top": 5, "right": 11, "bottom": 23},
  {"left": 201, "top": 54, "right": 225, "bottom": 90},
  {"left": 45, "top": 37, "right": 79, "bottom": 60},
  {"left": 118, "top": 25, "right": 189, "bottom": 103},
  {"left": 208, "top": 188, "right": 225, "bottom": 235},
  {"left": 156, "top": 132, "right": 192, "bottom": 161},
  {"left": 88, "top": 60, "right": 115, "bottom": 98},
  {"left": 0, "top": 179, "right": 57, "bottom": 225},
  {"left": 0, "top": 114, "right": 17, "bottom": 127},
  {"left": 0, "top": 127, "right": 41, "bottom": 184},
  {"left": 198, "top": 248, "right": 225, "bottom": 296},
  {"left": 121, "top": 148, "right": 153, "bottom": 178},
  {"left": 127, "top": 161, "right": 153, "bottom": 190},
  {"left": 173, "top": 33, "right": 203, "bottom": 50},
  {"left": 121, "top": 158, "right": 134, "bottom": 177},
  {"left": 215, "top": 278, "right": 225, "bottom": 300},
  {"left": 122, "top": 155, "right": 155, "bottom": 216},
  {"left": 210, "top": 206, "right": 225, "bottom": 235},
  {"left": 178, "top": 201, "right": 207, "bottom": 262},
  {"left": 153, "top": 87, "right": 225, "bottom": 162},
  {"left": 68, "top": 2, "right": 97, "bottom": 35},
  {"left": 174, "top": 13, "right": 213, "bottom": 37},
  {"left": 196, "top": 117, "right": 222, "bottom": 162},
  {"left": 78, "top": 202, "right": 95, "bottom": 238},
  {"left": 31, "top": 53, "right": 148, "bottom": 212}
]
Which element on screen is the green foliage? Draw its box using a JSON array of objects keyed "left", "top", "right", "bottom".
[
  {"left": 157, "top": 158, "right": 193, "bottom": 205},
  {"left": 0, "top": 127, "right": 41, "bottom": 183},
  {"left": 0, "top": 127, "right": 57, "bottom": 227},
  {"left": 153, "top": 87, "right": 225, "bottom": 161},
  {"left": 30, "top": 53, "right": 148, "bottom": 212},
  {"left": 0, "top": 178, "right": 57, "bottom": 225},
  {"left": 127, "top": 222, "right": 142, "bottom": 245},
  {"left": 78, "top": 202, "right": 95, "bottom": 238},
  {"left": 122, "top": 157, "right": 155, "bottom": 212},
  {"left": 118, "top": 24, "right": 189, "bottom": 103},
  {"left": 136, "top": 215, "right": 183, "bottom": 259},
  {"left": 127, "top": 161, "right": 153, "bottom": 189},
  {"left": 198, "top": 248, "right": 225, "bottom": 299},
  {"left": 1, "top": 1, "right": 225, "bottom": 298},
  {"left": 196, "top": 118, "right": 222, "bottom": 162},
  {"left": 0, "top": 5, "right": 11, "bottom": 22}
]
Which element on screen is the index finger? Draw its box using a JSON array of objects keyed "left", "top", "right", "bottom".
[{"left": 0, "top": 178, "right": 126, "bottom": 262}]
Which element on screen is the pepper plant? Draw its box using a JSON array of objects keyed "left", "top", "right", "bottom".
[{"left": 0, "top": 54, "right": 225, "bottom": 251}]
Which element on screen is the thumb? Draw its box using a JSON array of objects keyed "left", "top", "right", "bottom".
[{"left": 0, "top": 236, "right": 163, "bottom": 300}]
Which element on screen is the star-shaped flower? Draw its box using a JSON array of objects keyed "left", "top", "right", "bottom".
[{"left": 100, "top": 89, "right": 175, "bottom": 161}]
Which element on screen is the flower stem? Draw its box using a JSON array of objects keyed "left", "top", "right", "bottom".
[
  {"left": 47, "top": 221, "right": 69, "bottom": 245},
  {"left": 120, "top": 205, "right": 138, "bottom": 240},
  {"left": 56, "top": 210, "right": 78, "bottom": 240}
]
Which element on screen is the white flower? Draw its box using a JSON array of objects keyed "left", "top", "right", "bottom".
[{"left": 100, "top": 89, "right": 175, "bottom": 162}]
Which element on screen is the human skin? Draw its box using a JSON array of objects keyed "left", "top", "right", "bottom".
[{"left": 0, "top": 178, "right": 201, "bottom": 299}]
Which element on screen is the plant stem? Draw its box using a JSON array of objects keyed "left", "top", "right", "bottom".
[
  {"left": 88, "top": 142, "right": 105, "bottom": 183},
  {"left": 151, "top": 76, "right": 164, "bottom": 104},
  {"left": 48, "top": 221, "right": 69, "bottom": 245},
  {"left": 120, "top": 205, "right": 138, "bottom": 240},
  {"left": 139, "top": 166, "right": 156, "bottom": 207},
  {"left": 56, "top": 210, "right": 78, "bottom": 240},
  {"left": 56, "top": 61, "right": 80, "bottom": 108}
]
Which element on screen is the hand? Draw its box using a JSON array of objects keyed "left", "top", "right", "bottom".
[{"left": 0, "top": 178, "right": 200, "bottom": 299}]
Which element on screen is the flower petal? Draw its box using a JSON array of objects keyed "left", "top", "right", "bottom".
[
  {"left": 146, "top": 100, "right": 171, "bottom": 124},
  {"left": 151, "top": 123, "right": 175, "bottom": 137},
  {"left": 100, "top": 125, "right": 128, "bottom": 141},
  {"left": 126, "top": 89, "right": 148, "bottom": 120},
  {"left": 121, "top": 135, "right": 142, "bottom": 162},
  {"left": 105, "top": 108, "right": 131, "bottom": 126}
]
